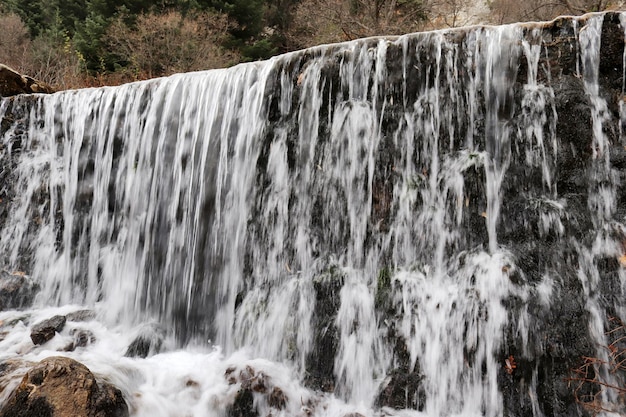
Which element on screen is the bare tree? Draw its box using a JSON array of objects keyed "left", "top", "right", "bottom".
[
  {"left": 0, "top": 13, "right": 33, "bottom": 72},
  {"left": 105, "top": 10, "right": 240, "bottom": 80},
  {"left": 286, "top": 0, "right": 428, "bottom": 50},
  {"left": 489, "top": 0, "right": 625, "bottom": 24},
  {"left": 0, "top": 12, "right": 84, "bottom": 89},
  {"left": 426, "top": 0, "right": 486, "bottom": 28}
]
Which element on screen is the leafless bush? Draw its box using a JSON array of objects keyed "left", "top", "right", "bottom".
[
  {"left": 0, "top": 12, "right": 84, "bottom": 89},
  {"left": 286, "top": 0, "right": 427, "bottom": 50},
  {"left": 488, "top": 0, "right": 625, "bottom": 24},
  {"left": 425, "top": 0, "right": 487, "bottom": 28},
  {"left": 0, "top": 13, "right": 33, "bottom": 72},
  {"left": 26, "top": 35, "right": 84, "bottom": 90},
  {"left": 105, "top": 10, "right": 240, "bottom": 80}
]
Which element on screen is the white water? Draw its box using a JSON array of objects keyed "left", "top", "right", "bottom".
[{"left": 0, "top": 13, "right": 625, "bottom": 417}]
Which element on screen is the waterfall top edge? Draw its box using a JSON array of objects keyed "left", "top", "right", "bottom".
[{"left": 1, "top": 10, "right": 623, "bottom": 98}]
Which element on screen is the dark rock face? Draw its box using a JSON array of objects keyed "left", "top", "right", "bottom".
[
  {"left": 30, "top": 315, "right": 66, "bottom": 345},
  {"left": 0, "top": 356, "right": 128, "bottom": 417},
  {"left": 273, "top": 12, "right": 626, "bottom": 415},
  {"left": 124, "top": 325, "right": 164, "bottom": 358},
  {"left": 0, "top": 65, "right": 54, "bottom": 97},
  {"left": 305, "top": 267, "right": 344, "bottom": 392},
  {"left": 0, "top": 271, "right": 37, "bottom": 311},
  {"left": 377, "top": 369, "right": 424, "bottom": 410}
]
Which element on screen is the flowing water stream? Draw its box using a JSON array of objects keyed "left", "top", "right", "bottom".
[{"left": 0, "top": 12, "right": 625, "bottom": 417}]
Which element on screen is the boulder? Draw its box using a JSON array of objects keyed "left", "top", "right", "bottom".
[
  {"left": 65, "top": 310, "right": 96, "bottom": 322},
  {"left": 63, "top": 328, "right": 96, "bottom": 352},
  {"left": 0, "top": 64, "right": 54, "bottom": 97},
  {"left": 124, "top": 324, "right": 163, "bottom": 358},
  {"left": 0, "top": 356, "right": 128, "bottom": 417},
  {"left": 225, "top": 364, "right": 291, "bottom": 417},
  {"left": 30, "top": 315, "right": 66, "bottom": 345}
]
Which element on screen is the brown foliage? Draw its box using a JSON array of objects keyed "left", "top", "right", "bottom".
[
  {"left": 0, "top": 12, "right": 84, "bottom": 90},
  {"left": 286, "top": 0, "right": 428, "bottom": 50},
  {"left": 105, "top": 10, "right": 240, "bottom": 80},
  {"left": 2, "top": 1, "right": 626, "bottom": 89},
  {"left": 425, "top": 0, "right": 487, "bottom": 28},
  {"left": 504, "top": 355, "right": 517, "bottom": 374},
  {"left": 0, "top": 13, "right": 31, "bottom": 71},
  {"left": 488, "top": 0, "right": 625, "bottom": 24}
]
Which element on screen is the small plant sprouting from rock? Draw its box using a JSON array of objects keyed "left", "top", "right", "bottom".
[
  {"left": 504, "top": 355, "right": 516, "bottom": 374},
  {"left": 375, "top": 267, "right": 392, "bottom": 311}
]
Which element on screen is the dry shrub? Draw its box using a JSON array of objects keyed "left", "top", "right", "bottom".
[
  {"left": 0, "top": 12, "right": 32, "bottom": 70},
  {"left": 25, "top": 35, "right": 85, "bottom": 90},
  {"left": 425, "top": 0, "right": 488, "bottom": 28},
  {"left": 287, "top": 0, "right": 427, "bottom": 50},
  {"left": 0, "top": 12, "right": 84, "bottom": 90},
  {"left": 488, "top": 0, "right": 625, "bottom": 24},
  {"left": 105, "top": 10, "right": 241, "bottom": 80}
]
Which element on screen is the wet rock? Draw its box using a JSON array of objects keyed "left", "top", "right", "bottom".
[
  {"left": 227, "top": 389, "right": 257, "bottom": 417},
  {"left": 225, "top": 366, "right": 238, "bottom": 384},
  {"left": 30, "top": 315, "right": 66, "bottom": 345},
  {"left": 0, "top": 271, "right": 38, "bottom": 311},
  {"left": 239, "top": 366, "right": 269, "bottom": 393},
  {"left": 65, "top": 310, "right": 96, "bottom": 322},
  {"left": 0, "top": 313, "right": 31, "bottom": 333},
  {"left": 268, "top": 387, "right": 287, "bottom": 409},
  {"left": 0, "top": 356, "right": 128, "bottom": 417},
  {"left": 305, "top": 266, "right": 344, "bottom": 392},
  {"left": 124, "top": 325, "right": 163, "bottom": 358},
  {"left": 0, "top": 64, "right": 54, "bottom": 97},
  {"left": 376, "top": 369, "right": 424, "bottom": 410},
  {"left": 0, "top": 359, "right": 32, "bottom": 399},
  {"left": 63, "top": 328, "right": 96, "bottom": 351},
  {"left": 224, "top": 364, "right": 291, "bottom": 416}
]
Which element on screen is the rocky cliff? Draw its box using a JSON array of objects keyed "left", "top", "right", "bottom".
[{"left": 0, "top": 11, "right": 625, "bottom": 417}]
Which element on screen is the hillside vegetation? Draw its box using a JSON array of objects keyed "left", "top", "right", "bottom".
[{"left": 0, "top": 0, "right": 623, "bottom": 88}]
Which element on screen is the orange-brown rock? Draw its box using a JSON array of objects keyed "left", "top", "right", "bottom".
[
  {"left": 0, "top": 356, "right": 128, "bottom": 417},
  {"left": 0, "top": 64, "right": 54, "bottom": 97}
]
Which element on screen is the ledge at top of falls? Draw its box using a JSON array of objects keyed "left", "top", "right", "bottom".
[
  {"left": 0, "top": 64, "right": 54, "bottom": 97},
  {"left": 1, "top": 11, "right": 623, "bottom": 100}
]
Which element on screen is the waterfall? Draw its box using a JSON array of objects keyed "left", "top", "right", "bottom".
[{"left": 1, "top": 12, "right": 625, "bottom": 417}]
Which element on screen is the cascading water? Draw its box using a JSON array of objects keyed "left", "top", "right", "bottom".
[{"left": 1, "top": 11, "right": 626, "bottom": 417}]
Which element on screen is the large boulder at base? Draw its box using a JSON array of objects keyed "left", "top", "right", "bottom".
[
  {"left": 0, "top": 64, "right": 54, "bottom": 97},
  {"left": 0, "top": 356, "right": 128, "bottom": 417}
]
